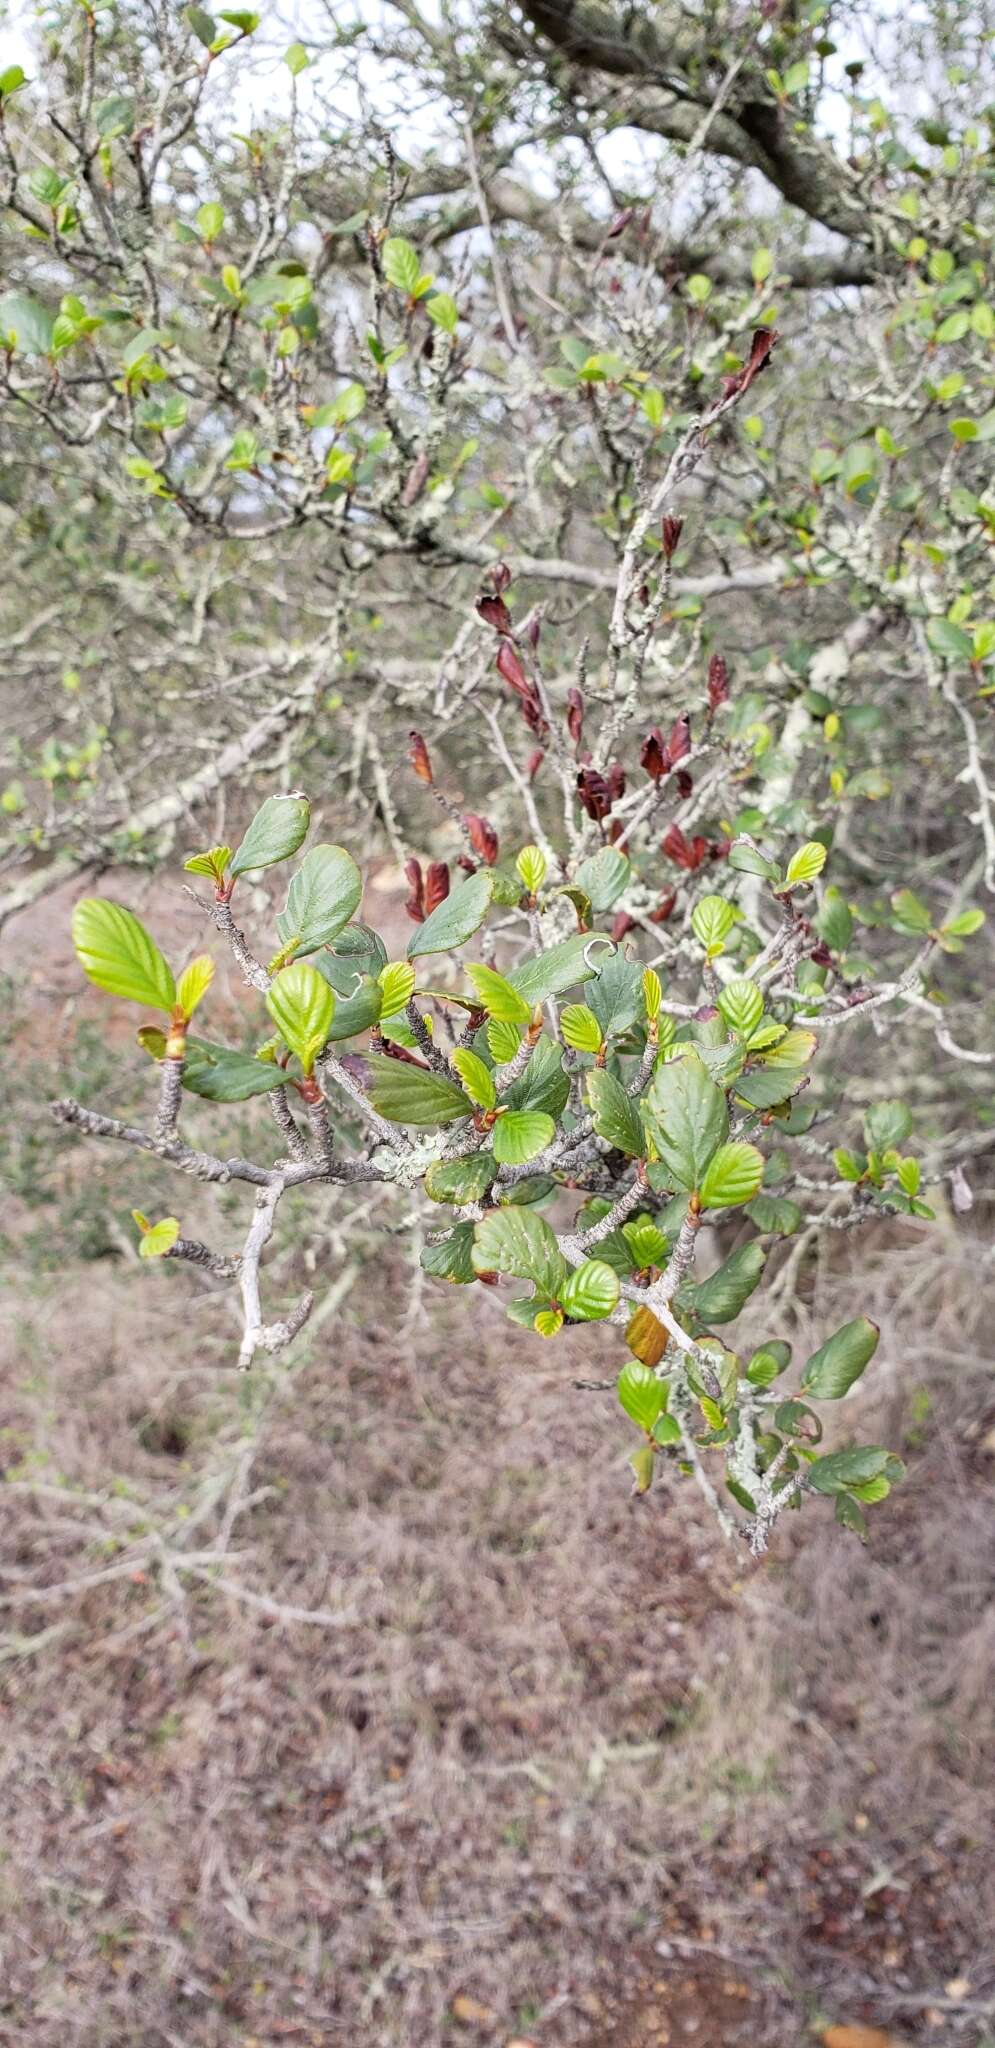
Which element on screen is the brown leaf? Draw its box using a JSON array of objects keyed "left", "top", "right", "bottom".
[
  {"left": 464, "top": 813, "right": 499, "bottom": 865},
  {"left": 822, "top": 2029, "right": 898, "bottom": 2048},
  {"left": 408, "top": 730, "right": 433, "bottom": 783},
  {"left": 452, "top": 1993, "right": 495, "bottom": 2025},
  {"left": 626, "top": 1305, "right": 668, "bottom": 1367}
]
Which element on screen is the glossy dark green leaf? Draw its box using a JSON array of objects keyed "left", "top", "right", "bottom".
[
  {"left": 682, "top": 1240, "right": 766, "bottom": 1324},
  {"left": 586, "top": 1068, "right": 645, "bottom": 1156},
  {"left": 276, "top": 843, "right": 362, "bottom": 955},
  {"left": 642, "top": 1053, "right": 728, "bottom": 1191},
  {"left": 181, "top": 1038, "right": 285, "bottom": 1101},
  {"left": 230, "top": 793, "right": 310, "bottom": 877},
  {"left": 363, "top": 1054, "right": 468, "bottom": 1125},
  {"left": 801, "top": 1316, "right": 879, "bottom": 1400}
]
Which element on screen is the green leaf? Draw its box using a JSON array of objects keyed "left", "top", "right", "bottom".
[
  {"left": 834, "top": 1495, "right": 868, "bottom": 1538},
  {"left": 186, "top": 5, "right": 217, "bottom": 45},
  {"left": 698, "top": 1141, "right": 765, "bottom": 1210},
  {"left": 176, "top": 954, "right": 214, "bottom": 1018},
  {"left": 502, "top": 1036, "right": 569, "bottom": 1118},
  {"left": 890, "top": 887, "right": 932, "bottom": 933},
  {"left": 452, "top": 1048, "right": 497, "bottom": 1109},
  {"left": 317, "top": 972, "right": 383, "bottom": 1041},
  {"left": 561, "top": 1004, "right": 603, "bottom": 1054},
  {"left": 472, "top": 1207, "right": 567, "bottom": 1298},
  {"left": 560, "top": 1259, "right": 619, "bottom": 1322},
  {"left": 265, "top": 962, "right": 334, "bottom": 1076},
  {"left": 0, "top": 65, "right": 28, "bottom": 95},
  {"left": 944, "top": 907, "right": 985, "bottom": 937},
  {"left": 734, "top": 1064, "right": 806, "bottom": 1111},
  {"left": 426, "top": 292, "right": 458, "bottom": 333},
  {"left": 94, "top": 93, "right": 135, "bottom": 137},
  {"left": 421, "top": 1222, "right": 476, "bottom": 1285},
  {"left": 0, "top": 290, "right": 55, "bottom": 356},
  {"left": 586, "top": 1068, "right": 645, "bottom": 1157},
  {"left": 926, "top": 616, "right": 972, "bottom": 662},
  {"left": 817, "top": 885, "right": 853, "bottom": 953},
  {"left": 617, "top": 1362, "right": 665, "bottom": 1431},
  {"left": 283, "top": 39, "right": 309, "bottom": 72},
  {"left": 275, "top": 844, "right": 362, "bottom": 957},
  {"left": 745, "top": 1341, "right": 791, "bottom": 1387},
  {"left": 407, "top": 871, "right": 492, "bottom": 957},
  {"left": 321, "top": 923, "right": 387, "bottom": 991},
  {"left": 534, "top": 1306, "right": 564, "bottom": 1338},
  {"left": 196, "top": 200, "right": 224, "bottom": 242},
  {"left": 493, "top": 1110, "right": 555, "bottom": 1165},
  {"left": 801, "top": 1316, "right": 879, "bottom": 1400},
  {"left": 629, "top": 1444, "right": 656, "bottom": 1493},
  {"left": 751, "top": 246, "right": 773, "bottom": 284},
  {"left": 175, "top": 1038, "right": 281, "bottom": 1100},
  {"left": 382, "top": 236, "right": 424, "bottom": 296},
  {"left": 424, "top": 1153, "right": 495, "bottom": 1205},
  {"left": 488, "top": 1017, "right": 521, "bottom": 1063},
  {"left": 808, "top": 1446, "right": 896, "bottom": 1495},
  {"left": 72, "top": 899, "right": 176, "bottom": 1012},
  {"left": 642, "top": 1054, "right": 728, "bottom": 1192},
  {"left": 717, "top": 977, "right": 763, "bottom": 1038},
  {"left": 230, "top": 793, "right": 310, "bottom": 878},
  {"left": 378, "top": 960, "right": 416, "bottom": 1016},
  {"left": 622, "top": 1217, "right": 668, "bottom": 1269},
  {"left": 728, "top": 838, "right": 779, "bottom": 880},
  {"left": 465, "top": 963, "right": 531, "bottom": 1025},
  {"left": 691, "top": 894, "right": 737, "bottom": 955},
  {"left": 863, "top": 1100, "right": 912, "bottom": 1152},
  {"left": 587, "top": 951, "right": 643, "bottom": 1040},
  {"left": 746, "top": 1192, "right": 802, "bottom": 1235},
  {"left": 364, "top": 1055, "right": 468, "bottom": 1125},
  {"left": 784, "top": 840, "right": 827, "bottom": 888},
  {"left": 684, "top": 1240, "right": 766, "bottom": 1323},
  {"left": 509, "top": 933, "right": 599, "bottom": 1006},
  {"left": 138, "top": 1216, "right": 180, "bottom": 1259},
  {"left": 516, "top": 845, "right": 547, "bottom": 893},
  {"left": 573, "top": 847, "right": 630, "bottom": 911}
]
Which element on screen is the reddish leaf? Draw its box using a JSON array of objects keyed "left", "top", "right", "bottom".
[
  {"left": 648, "top": 891, "right": 678, "bottom": 923},
  {"left": 708, "top": 838, "right": 731, "bottom": 863},
  {"left": 722, "top": 326, "right": 780, "bottom": 399},
  {"left": 496, "top": 638, "right": 530, "bottom": 699},
  {"left": 404, "top": 857, "right": 425, "bottom": 923},
  {"left": 425, "top": 862, "right": 450, "bottom": 914},
  {"left": 606, "top": 207, "right": 634, "bottom": 239},
  {"left": 477, "top": 593, "right": 512, "bottom": 634},
  {"left": 566, "top": 687, "right": 584, "bottom": 747},
  {"left": 464, "top": 814, "right": 499, "bottom": 865},
  {"left": 456, "top": 854, "right": 477, "bottom": 875},
  {"left": 660, "top": 514, "right": 684, "bottom": 562},
  {"left": 408, "top": 730, "right": 433, "bottom": 784},
  {"left": 675, "top": 769, "right": 693, "bottom": 799},
  {"left": 577, "top": 767, "right": 612, "bottom": 822},
  {"left": 525, "top": 613, "right": 541, "bottom": 650},
  {"left": 526, "top": 748, "right": 544, "bottom": 782},
  {"left": 606, "top": 760, "right": 626, "bottom": 803},
  {"left": 492, "top": 560, "right": 512, "bottom": 595},
  {"left": 661, "top": 824, "right": 708, "bottom": 871},
  {"left": 612, "top": 911, "right": 635, "bottom": 940},
  {"left": 641, "top": 727, "right": 666, "bottom": 782}
]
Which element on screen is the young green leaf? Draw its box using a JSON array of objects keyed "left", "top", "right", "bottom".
[
  {"left": 487, "top": 1017, "right": 521, "bottom": 1063},
  {"left": 561, "top": 1004, "right": 603, "bottom": 1055},
  {"left": 691, "top": 893, "right": 737, "bottom": 955},
  {"left": 492, "top": 1109, "right": 555, "bottom": 1165},
  {"left": 452, "top": 1048, "right": 497, "bottom": 1109},
  {"left": 175, "top": 954, "right": 214, "bottom": 1018},
  {"left": 784, "top": 840, "right": 827, "bottom": 888},
  {"left": 717, "top": 976, "right": 763, "bottom": 1038},
  {"left": 560, "top": 1259, "right": 620, "bottom": 1322},
  {"left": 617, "top": 1361, "right": 665, "bottom": 1430},
  {"left": 378, "top": 960, "right": 417, "bottom": 1016},
  {"left": 183, "top": 844, "right": 231, "bottom": 884},
  {"left": 137, "top": 1215, "right": 180, "bottom": 1258},
  {"left": 265, "top": 962, "right": 335, "bottom": 1075},
  {"left": 745, "top": 1340, "right": 792, "bottom": 1387},
  {"left": 698, "top": 1141, "right": 765, "bottom": 1210},
  {"left": 229, "top": 793, "right": 310, "bottom": 878},
  {"left": 466, "top": 962, "right": 531, "bottom": 1025},
  {"left": 516, "top": 845, "right": 547, "bottom": 894},
  {"left": 72, "top": 899, "right": 176, "bottom": 1013}
]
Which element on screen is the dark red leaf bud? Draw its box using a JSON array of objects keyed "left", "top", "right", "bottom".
[
  {"left": 707, "top": 653, "right": 730, "bottom": 713},
  {"left": 607, "top": 208, "right": 634, "bottom": 239},
  {"left": 477, "top": 592, "right": 513, "bottom": 634},
  {"left": 611, "top": 911, "right": 635, "bottom": 941},
  {"left": 606, "top": 760, "right": 626, "bottom": 803},
  {"left": 526, "top": 613, "right": 541, "bottom": 650},
  {"left": 576, "top": 767, "right": 612, "bottom": 822},
  {"left": 660, "top": 515, "right": 684, "bottom": 563},
  {"left": 526, "top": 749, "right": 544, "bottom": 782},
  {"left": 496, "top": 638, "right": 530, "bottom": 699},
  {"left": 675, "top": 769, "right": 693, "bottom": 800},
  {"left": 492, "top": 560, "right": 513, "bottom": 595},
  {"left": 665, "top": 714, "right": 691, "bottom": 767},
  {"left": 641, "top": 728, "right": 666, "bottom": 782},
  {"left": 566, "top": 687, "right": 584, "bottom": 747},
  {"left": 648, "top": 891, "right": 677, "bottom": 924}
]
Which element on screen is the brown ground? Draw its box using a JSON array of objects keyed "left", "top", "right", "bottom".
[{"left": 1, "top": 870, "right": 994, "bottom": 2048}]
